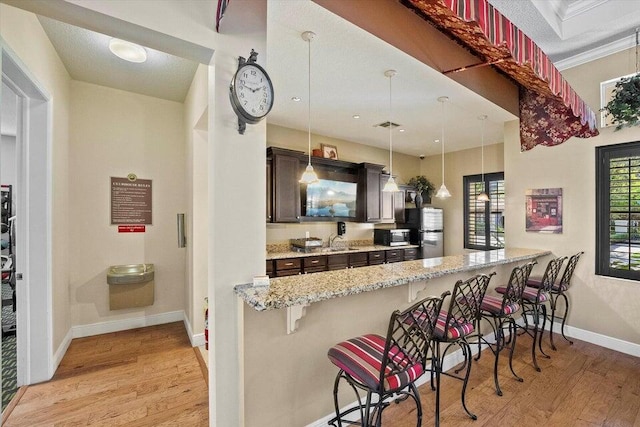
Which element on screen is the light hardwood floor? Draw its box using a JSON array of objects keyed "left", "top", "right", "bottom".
[
  {"left": 3, "top": 322, "right": 208, "bottom": 426},
  {"left": 380, "top": 332, "right": 640, "bottom": 426}
]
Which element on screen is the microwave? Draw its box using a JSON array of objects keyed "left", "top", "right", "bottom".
[{"left": 373, "top": 229, "right": 411, "bottom": 246}]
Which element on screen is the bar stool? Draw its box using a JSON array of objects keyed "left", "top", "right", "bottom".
[
  {"left": 497, "top": 256, "right": 565, "bottom": 372},
  {"left": 527, "top": 251, "right": 583, "bottom": 350},
  {"left": 327, "top": 293, "right": 447, "bottom": 427},
  {"left": 474, "top": 262, "right": 535, "bottom": 396},
  {"left": 430, "top": 273, "right": 494, "bottom": 426}
]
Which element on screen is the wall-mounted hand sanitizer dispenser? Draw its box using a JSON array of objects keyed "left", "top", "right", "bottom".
[{"left": 337, "top": 221, "right": 346, "bottom": 236}]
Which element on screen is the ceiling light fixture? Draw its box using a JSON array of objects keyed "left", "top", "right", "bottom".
[
  {"left": 109, "top": 38, "right": 147, "bottom": 63},
  {"left": 353, "top": 114, "right": 360, "bottom": 119},
  {"left": 477, "top": 115, "right": 490, "bottom": 202},
  {"left": 435, "top": 96, "right": 451, "bottom": 199},
  {"left": 399, "top": 129, "right": 405, "bottom": 133},
  {"left": 382, "top": 69, "right": 399, "bottom": 192},
  {"left": 292, "top": 97, "right": 301, "bottom": 102},
  {"left": 299, "top": 31, "right": 319, "bottom": 184}
]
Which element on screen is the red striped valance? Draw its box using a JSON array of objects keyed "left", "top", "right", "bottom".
[{"left": 404, "top": 0, "right": 599, "bottom": 150}]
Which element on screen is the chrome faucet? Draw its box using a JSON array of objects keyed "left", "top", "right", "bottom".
[{"left": 328, "top": 234, "right": 344, "bottom": 248}]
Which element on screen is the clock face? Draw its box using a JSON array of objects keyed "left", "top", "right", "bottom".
[{"left": 231, "top": 63, "right": 274, "bottom": 123}]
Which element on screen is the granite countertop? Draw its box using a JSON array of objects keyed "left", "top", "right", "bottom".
[
  {"left": 266, "top": 244, "right": 420, "bottom": 260},
  {"left": 236, "top": 248, "right": 551, "bottom": 311}
]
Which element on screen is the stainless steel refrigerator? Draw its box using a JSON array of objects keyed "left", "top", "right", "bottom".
[{"left": 405, "top": 207, "right": 444, "bottom": 259}]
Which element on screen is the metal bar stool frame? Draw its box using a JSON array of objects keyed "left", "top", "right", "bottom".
[
  {"left": 327, "top": 293, "right": 447, "bottom": 427},
  {"left": 547, "top": 251, "right": 583, "bottom": 350}
]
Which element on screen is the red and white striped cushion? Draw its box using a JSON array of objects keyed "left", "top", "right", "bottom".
[
  {"left": 481, "top": 294, "right": 519, "bottom": 315},
  {"left": 434, "top": 311, "right": 474, "bottom": 340},
  {"left": 327, "top": 334, "right": 424, "bottom": 391},
  {"left": 527, "top": 276, "right": 568, "bottom": 292},
  {"left": 496, "top": 285, "right": 549, "bottom": 303}
]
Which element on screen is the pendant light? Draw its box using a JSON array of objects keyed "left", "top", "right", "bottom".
[
  {"left": 382, "top": 69, "right": 399, "bottom": 192},
  {"left": 299, "top": 31, "right": 319, "bottom": 184},
  {"left": 435, "top": 96, "right": 451, "bottom": 199},
  {"left": 477, "top": 115, "right": 490, "bottom": 202}
]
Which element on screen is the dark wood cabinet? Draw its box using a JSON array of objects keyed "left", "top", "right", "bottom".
[
  {"left": 303, "top": 256, "right": 327, "bottom": 273},
  {"left": 349, "top": 252, "right": 368, "bottom": 268},
  {"left": 266, "top": 159, "right": 272, "bottom": 222},
  {"left": 368, "top": 250, "right": 385, "bottom": 265},
  {"left": 266, "top": 260, "right": 274, "bottom": 278},
  {"left": 386, "top": 249, "right": 404, "bottom": 263},
  {"left": 327, "top": 254, "right": 349, "bottom": 270},
  {"left": 274, "top": 258, "right": 302, "bottom": 277},
  {"left": 358, "top": 164, "right": 384, "bottom": 223},
  {"left": 403, "top": 248, "right": 419, "bottom": 261},
  {"left": 271, "top": 153, "right": 301, "bottom": 223}
]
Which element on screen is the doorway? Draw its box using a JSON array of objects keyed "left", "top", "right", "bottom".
[{"left": 1, "top": 41, "right": 53, "bottom": 395}]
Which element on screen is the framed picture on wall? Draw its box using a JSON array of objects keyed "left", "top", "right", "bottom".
[
  {"left": 525, "top": 188, "right": 563, "bottom": 234},
  {"left": 321, "top": 144, "right": 338, "bottom": 160}
]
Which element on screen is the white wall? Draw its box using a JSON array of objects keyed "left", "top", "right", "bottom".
[
  {"left": 0, "top": 3, "right": 72, "bottom": 359},
  {"left": 504, "top": 46, "right": 640, "bottom": 345},
  {"left": 68, "top": 80, "right": 186, "bottom": 326},
  {"left": 1, "top": 135, "right": 17, "bottom": 189},
  {"left": 184, "top": 63, "right": 209, "bottom": 339}
]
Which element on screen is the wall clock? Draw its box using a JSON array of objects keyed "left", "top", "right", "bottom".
[{"left": 229, "top": 49, "right": 274, "bottom": 134}]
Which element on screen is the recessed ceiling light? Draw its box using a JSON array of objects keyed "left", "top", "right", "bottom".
[
  {"left": 109, "top": 38, "right": 147, "bottom": 63},
  {"left": 399, "top": 129, "right": 405, "bottom": 132},
  {"left": 291, "top": 97, "right": 301, "bottom": 102},
  {"left": 353, "top": 114, "right": 360, "bottom": 119},
  {"left": 434, "top": 139, "right": 440, "bottom": 143}
]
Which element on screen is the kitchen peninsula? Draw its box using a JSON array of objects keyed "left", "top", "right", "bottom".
[{"left": 237, "top": 247, "right": 550, "bottom": 426}]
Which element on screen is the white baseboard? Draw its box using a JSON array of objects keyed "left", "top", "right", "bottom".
[
  {"left": 71, "top": 310, "right": 185, "bottom": 339},
  {"left": 51, "top": 328, "right": 73, "bottom": 378},
  {"left": 182, "top": 312, "right": 206, "bottom": 347}
]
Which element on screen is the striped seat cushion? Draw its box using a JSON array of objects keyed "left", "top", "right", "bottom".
[
  {"left": 327, "top": 334, "right": 424, "bottom": 391},
  {"left": 495, "top": 285, "right": 549, "bottom": 303},
  {"left": 434, "top": 311, "right": 474, "bottom": 340},
  {"left": 527, "top": 277, "right": 568, "bottom": 292},
  {"left": 481, "top": 294, "right": 519, "bottom": 315}
]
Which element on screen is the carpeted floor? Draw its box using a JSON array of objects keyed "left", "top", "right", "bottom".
[{"left": 2, "top": 334, "right": 17, "bottom": 411}]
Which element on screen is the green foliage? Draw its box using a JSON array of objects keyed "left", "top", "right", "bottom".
[
  {"left": 603, "top": 75, "right": 640, "bottom": 131},
  {"left": 407, "top": 175, "right": 435, "bottom": 197}
]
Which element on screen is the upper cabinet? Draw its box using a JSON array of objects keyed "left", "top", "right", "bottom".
[{"left": 267, "top": 147, "right": 405, "bottom": 224}]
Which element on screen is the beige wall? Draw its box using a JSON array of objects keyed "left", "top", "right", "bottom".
[
  {"left": 68, "top": 80, "right": 186, "bottom": 326},
  {"left": 184, "top": 64, "right": 209, "bottom": 336},
  {"left": 422, "top": 143, "right": 504, "bottom": 255},
  {"left": 504, "top": 47, "right": 640, "bottom": 344},
  {"left": 266, "top": 123, "right": 422, "bottom": 244},
  {"left": 0, "top": 4, "right": 72, "bottom": 355}
]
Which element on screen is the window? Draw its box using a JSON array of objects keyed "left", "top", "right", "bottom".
[
  {"left": 464, "top": 172, "right": 505, "bottom": 250},
  {"left": 596, "top": 141, "right": 640, "bottom": 280}
]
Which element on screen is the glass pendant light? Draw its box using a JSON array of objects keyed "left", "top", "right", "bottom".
[
  {"left": 477, "top": 115, "right": 490, "bottom": 202},
  {"left": 299, "top": 31, "right": 319, "bottom": 184},
  {"left": 382, "top": 69, "right": 399, "bottom": 192},
  {"left": 435, "top": 96, "right": 451, "bottom": 199}
]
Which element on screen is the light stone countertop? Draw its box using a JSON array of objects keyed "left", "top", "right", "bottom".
[
  {"left": 266, "top": 244, "right": 420, "bottom": 260},
  {"left": 236, "top": 248, "right": 551, "bottom": 311}
]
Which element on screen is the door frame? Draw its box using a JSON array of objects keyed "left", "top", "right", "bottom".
[{"left": 1, "top": 38, "right": 53, "bottom": 385}]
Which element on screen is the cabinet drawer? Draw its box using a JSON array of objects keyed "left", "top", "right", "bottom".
[
  {"left": 386, "top": 249, "right": 404, "bottom": 263},
  {"left": 304, "top": 266, "right": 327, "bottom": 274},
  {"left": 275, "top": 269, "right": 301, "bottom": 277},
  {"left": 404, "top": 248, "right": 418, "bottom": 260},
  {"left": 349, "top": 252, "right": 368, "bottom": 267},
  {"left": 368, "top": 251, "right": 385, "bottom": 265},
  {"left": 303, "top": 256, "right": 326, "bottom": 269},
  {"left": 328, "top": 254, "right": 349, "bottom": 270},
  {"left": 266, "top": 260, "right": 274, "bottom": 278},
  {"left": 275, "top": 258, "right": 301, "bottom": 273}
]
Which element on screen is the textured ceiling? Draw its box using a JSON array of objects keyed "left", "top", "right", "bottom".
[{"left": 38, "top": 16, "right": 199, "bottom": 103}]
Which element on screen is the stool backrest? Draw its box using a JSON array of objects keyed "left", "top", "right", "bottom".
[
  {"left": 444, "top": 273, "right": 494, "bottom": 330},
  {"left": 381, "top": 293, "right": 447, "bottom": 389},
  {"left": 558, "top": 251, "right": 583, "bottom": 289},
  {"left": 538, "top": 256, "right": 567, "bottom": 294},
  {"left": 500, "top": 262, "right": 534, "bottom": 314}
]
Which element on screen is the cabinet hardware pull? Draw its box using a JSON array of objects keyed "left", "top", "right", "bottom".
[
  {"left": 311, "top": 260, "right": 318, "bottom": 264},
  {"left": 285, "top": 262, "right": 293, "bottom": 266}
]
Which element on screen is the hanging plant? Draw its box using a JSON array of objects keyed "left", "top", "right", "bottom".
[{"left": 602, "top": 74, "right": 640, "bottom": 131}]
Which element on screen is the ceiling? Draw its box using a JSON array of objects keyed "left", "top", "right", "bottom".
[{"left": 3, "top": 0, "right": 640, "bottom": 156}]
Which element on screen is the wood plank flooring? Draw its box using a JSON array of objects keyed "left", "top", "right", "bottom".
[
  {"left": 3, "top": 322, "right": 208, "bottom": 426},
  {"left": 381, "top": 333, "right": 640, "bottom": 426}
]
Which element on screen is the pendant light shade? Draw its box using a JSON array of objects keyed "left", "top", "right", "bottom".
[
  {"left": 477, "top": 114, "right": 490, "bottom": 202},
  {"left": 382, "top": 69, "right": 399, "bottom": 192},
  {"left": 299, "top": 31, "right": 319, "bottom": 184},
  {"left": 435, "top": 96, "right": 451, "bottom": 199}
]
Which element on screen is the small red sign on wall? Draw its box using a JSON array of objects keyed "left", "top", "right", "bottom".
[{"left": 118, "top": 225, "right": 146, "bottom": 233}]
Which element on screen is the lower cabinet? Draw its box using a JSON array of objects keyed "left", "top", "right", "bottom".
[
  {"left": 266, "top": 260, "right": 274, "bottom": 278},
  {"left": 303, "top": 256, "right": 327, "bottom": 274},
  {"left": 349, "top": 252, "right": 368, "bottom": 268},
  {"left": 385, "top": 249, "right": 404, "bottom": 263},
  {"left": 274, "top": 258, "right": 302, "bottom": 277},
  {"left": 328, "top": 254, "right": 349, "bottom": 270},
  {"left": 368, "top": 251, "right": 385, "bottom": 265},
  {"left": 404, "top": 248, "right": 419, "bottom": 261}
]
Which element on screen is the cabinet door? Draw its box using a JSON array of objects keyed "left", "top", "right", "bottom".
[
  {"left": 394, "top": 190, "right": 406, "bottom": 223},
  {"left": 266, "top": 159, "right": 272, "bottom": 222},
  {"left": 403, "top": 248, "right": 419, "bottom": 260},
  {"left": 273, "top": 154, "right": 301, "bottom": 222},
  {"left": 368, "top": 251, "right": 385, "bottom": 265},
  {"left": 365, "top": 169, "right": 382, "bottom": 222},
  {"left": 386, "top": 249, "right": 404, "bottom": 263},
  {"left": 349, "top": 252, "right": 368, "bottom": 268},
  {"left": 327, "top": 254, "right": 349, "bottom": 270}
]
